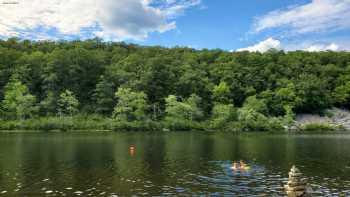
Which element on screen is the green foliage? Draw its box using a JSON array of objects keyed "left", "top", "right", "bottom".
[
  {"left": 113, "top": 88, "right": 147, "bottom": 121},
  {"left": 294, "top": 74, "right": 332, "bottom": 112},
  {"left": 162, "top": 119, "right": 204, "bottom": 131},
  {"left": 112, "top": 120, "right": 163, "bottom": 131},
  {"left": 210, "top": 103, "right": 237, "bottom": 129},
  {"left": 0, "top": 114, "right": 113, "bottom": 131},
  {"left": 242, "top": 95, "right": 268, "bottom": 115},
  {"left": 259, "top": 82, "right": 301, "bottom": 116},
  {"left": 164, "top": 95, "right": 183, "bottom": 120},
  {"left": 0, "top": 39, "right": 350, "bottom": 131},
  {"left": 163, "top": 94, "right": 205, "bottom": 131},
  {"left": 40, "top": 91, "right": 57, "bottom": 115},
  {"left": 164, "top": 94, "right": 203, "bottom": 122},
  {"left": 333, "top": 81, "right": 350, "bottom": 106},
  {"left": 282, "top": 105, "right": 296, "bottom": 127},
  {"left": 275, "top": 83, "right": 300, "bottom": 106},
  {"left": 186, "top": 94, "right": 204, "bottom": 121},
  {"left": 237, "top": 108, "right": 268, "bottom": 131},
  {"left": 212, "top": 81, "right": 231, "bottom": 104},
  {"left": 235, "top": 95, "right": 284, "bottom": 131},
  {"left": 237, "top": 107, "right": 284, "bottom": 131},
  {"left": 93, "top": 76, "right": 115, "bottom": 115},
  {"left": 57, "top": 90, "right": 79, "bottom": 116},
  {"left": 1, "top": 77, "right": 38, "bottom": 119},
  {"left": 301, "top": 123, "right": 341, "bottom": 132},
  {"left": 43, "top": 47, "right": 105, "bottom": 108}
]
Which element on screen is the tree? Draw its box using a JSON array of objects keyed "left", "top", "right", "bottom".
[
  {"left": 164, "top": 94, "right": 203, "bottom": 121},
  {"left": 40, "top": 91, "right": 57, "bottom": 115},
  {"left": 237, "top": 95, "right": 283, "bottom": 131},
  {"left": 57, "top": 90, "right": 79, "bottom": 116},
  {"left": 333, "top": 81, "right": 350, "bottom": 106},
  {"left": 237, "top": 107, "right": 269, "bottom": 131},
  {"left": 176, "top": 68, "right": 213, "bottom": 114},
  {"left": 113, "top": 88, "right": 147, "bottom": 121},
  {"left": 164, "top": 95, "right": 184, "bottom": 121},
  {"left": 294, "top": 74, "right": 332, "bottom": 113},
  {"left": 186, "top": 94, "right": 204, "bottom": 121},
  {"left": 141, "top": 57, "right": 176, "bottom": 104},
  {"left": 242, "top": 95, "right": 268, "bottom": 115},
  {"left": 1, "top": 77, "right": 38, "bottom": 119},
  {"left": 15, "top": 51, "right": 46, "bottom": 99},
  {"left": 275, "top": 83, "right": 301, "bottom": 109},
  {"left": 44, "top": 47, "right": 105, "bottom": 109},
  {"left": 0, "top": 38, "right": 350, "bottom": 131},
  {"left": 211, "top": 103, "right": 236, "bottom": 129},
  {"left": 282, "top": 105, "right": 295, "bottom": 127},
  {"left": 260, "top": 82, "right": 301, "bottom": 116},
  {"left": 93, "top": 76, "right": 115, "bottom": 115},
  {"left": 212, "top": 81, "right": 231, "bottom": 104}
]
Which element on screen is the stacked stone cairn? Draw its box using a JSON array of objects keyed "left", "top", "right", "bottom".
[{"left": 285, "top": 165, "right": 310, "bottom": 197}]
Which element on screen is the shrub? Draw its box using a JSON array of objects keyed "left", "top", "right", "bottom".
[
  {"left": 301, "top": 123, "right": 340, "bottom": 131},
  {"left": 210, "top": 103, "right": 237, "bottom": 129}
]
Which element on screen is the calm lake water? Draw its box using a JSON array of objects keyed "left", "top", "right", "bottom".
[{"left": 0, "top": 132, "right": 350, "bottom": 196}]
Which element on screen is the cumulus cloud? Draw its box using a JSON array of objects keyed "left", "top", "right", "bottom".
[
  {"left": 0, "top": 0, "right": 200, "bottom": 40},
  {"left": 236, "top": 39, "right": 345, "bottom": 52},
  {"left": 237, "top": 38, "right": 282, "bottom": 52},
  {"left": 254, "top": 0, "right": 350, "bottom": 34},
  {"left": 305, "top": 43, "right": 340, "bottom": 51}
]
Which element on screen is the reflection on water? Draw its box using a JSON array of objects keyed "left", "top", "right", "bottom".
[
  {"left": 0, "top": 132, "right": 350, "bottom": 196},
  {"left": 231, "top": 160, "right": 250, "bottom": 172},
  {"left": 129, "top": 145, "right": 136, "bottom": 157}
]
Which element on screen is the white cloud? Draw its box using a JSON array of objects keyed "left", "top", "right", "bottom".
[
  {"left": 236, "top": 39, "right": 345, "bottom": 52},
  {"left": 305, "top": 43, "right": 340, "bottom": 51},
  {"left": 254, "top": 0, "right": 350, "bottom": 34},
  {"left": 237, "top": 38, "right": 282, "bottom": 52},
  {"left": 0, "top": 0, "right": 200, "bottom": 40}
]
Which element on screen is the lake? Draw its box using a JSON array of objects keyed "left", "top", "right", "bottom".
[{"left": 0, "top": 132, "right": 349, "bottom": 196}]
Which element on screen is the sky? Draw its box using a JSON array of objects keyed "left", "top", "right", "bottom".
[{"left": 0, "top": 0, "right": 349, "bottom": 52}]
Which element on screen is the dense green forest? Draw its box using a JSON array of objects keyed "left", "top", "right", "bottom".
[{"left": 0, "top": 38, "right": 350, "bottom": 131}]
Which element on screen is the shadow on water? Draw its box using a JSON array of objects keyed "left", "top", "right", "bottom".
[{"left": 0, "top": 132, "right": 349, "bottom": 196}]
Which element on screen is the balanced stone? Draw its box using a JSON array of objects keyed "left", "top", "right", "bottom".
[{"left": 284, "top": 166, "right": 311, "bottom": 197}]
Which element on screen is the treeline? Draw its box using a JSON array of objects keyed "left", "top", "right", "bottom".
[{"left": 0, "top": 38, "right": 350, "bottom": 131}]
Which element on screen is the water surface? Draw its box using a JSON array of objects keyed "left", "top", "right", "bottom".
[{"left": 0, "top": 132, "right": 349, "bottom": 196}]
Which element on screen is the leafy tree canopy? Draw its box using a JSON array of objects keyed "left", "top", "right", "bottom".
[
  {"left": 0, "top": 38, "right": 350, "bottom": 124},
  {"left": 57, "top": 90, "right": 79, "bottom": 116},
  {"left": 113, "top": 88, "right": 147, "bottom": 121},
  {"left": 1, "top": 76, "right": 38, "bottom": 119}
]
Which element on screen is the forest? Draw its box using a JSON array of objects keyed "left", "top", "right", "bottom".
[{"left": 0, "top": 38, "right": 350, "bottom": 131}]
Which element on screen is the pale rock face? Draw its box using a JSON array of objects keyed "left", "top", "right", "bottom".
[{"left": 296, "top": 108, "right": 350, "bottom": 130}]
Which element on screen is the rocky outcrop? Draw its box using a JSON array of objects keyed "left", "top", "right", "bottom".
[{"left": 295, "top": 108, "right": 350, "bottom": 130}]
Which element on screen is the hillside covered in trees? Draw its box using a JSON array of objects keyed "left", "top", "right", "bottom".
[{"left": 0, "top": 38, "right": 350, "bottom": 131}]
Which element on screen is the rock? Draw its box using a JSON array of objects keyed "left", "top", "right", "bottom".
[
  {"left": 286, "top": 191, "right": 306, "bottom": 197},
  {"left": 295, "top": 108, "right": 350, "bottom": 130},
  {"left": 285, "top": 166, "right": 311, "bottom": 197}
]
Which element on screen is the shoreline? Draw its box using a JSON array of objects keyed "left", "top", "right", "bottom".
[
  {"left": 0, "top": 120, "right": 348, "bottom": 134},
  {"left": 1, "top": 108, "right": 350, "bottom": 133}
]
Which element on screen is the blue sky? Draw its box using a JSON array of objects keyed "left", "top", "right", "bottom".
[
  {"left": 0, "top": 0, "right": 349, "bottom": 51},
  {"left": 143, "top": 0, "right": 309, "bottom": 50}
]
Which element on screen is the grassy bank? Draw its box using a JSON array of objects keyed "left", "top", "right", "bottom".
[
  {"left": 0, "top": 115, "right": 346, "bottom": 133},
  {"left": 0, "top": 115, "right": 113, "bottom": 131},
  {"left": 298, "top": 123, "right": 345, "bottom": 133},
  {"left": 0, "top": 115, "right": 207, "bottom": 132},
  {"left": 0, "top": 116, "right": 274, "bottom": 132}
]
